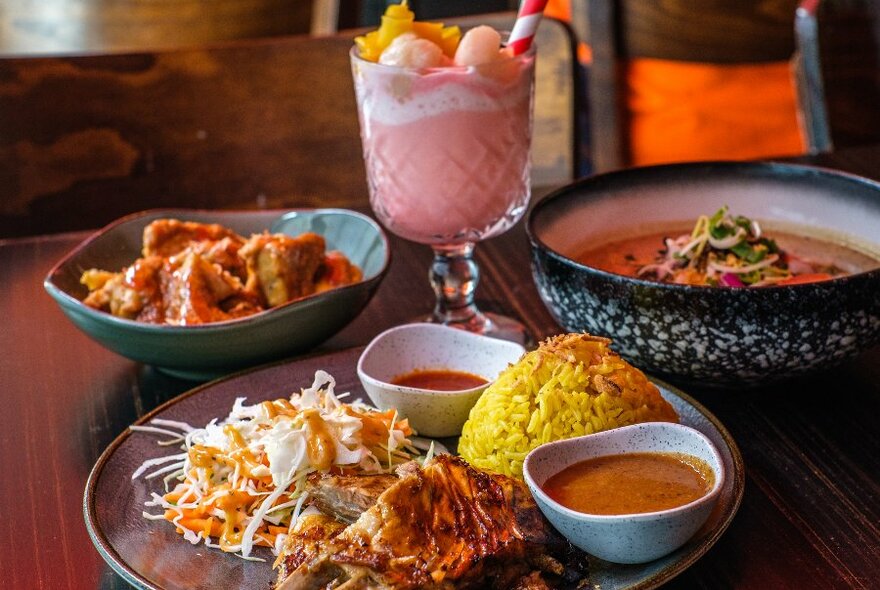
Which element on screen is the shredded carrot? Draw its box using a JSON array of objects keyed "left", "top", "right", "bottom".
[{"left": 136, "top": 371, "right": 429, "bottom": 559}]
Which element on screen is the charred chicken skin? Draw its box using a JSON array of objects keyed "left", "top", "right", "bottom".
[
  {"left": 275, "top": 455, "right": 586, "bottom": 590},
  {"left": 81, "top": 219, "right": 361, "bottom": 325}
]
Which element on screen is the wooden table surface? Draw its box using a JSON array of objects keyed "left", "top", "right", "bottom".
[{"left": 2, "top": 145, "right": 879, "bottom": 589}]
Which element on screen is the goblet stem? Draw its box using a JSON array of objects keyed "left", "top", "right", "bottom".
[
  {"left": 429, "top": 243, "right": 486, "bottom": 330},
  {"left": 427, "top": 243, "right": 530, "bottom": 344}
]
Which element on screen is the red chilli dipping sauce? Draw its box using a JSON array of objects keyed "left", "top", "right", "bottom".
[
  {"left": 542, "top": 452, "right": 714, "bottom": 515},
  {"left": 391, "top": 369, "right": 488, "bottom": 391}
]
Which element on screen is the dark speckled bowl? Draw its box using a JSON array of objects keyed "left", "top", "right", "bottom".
[{"left": 526, "top": 161, "right": 880, "bottom": 387}]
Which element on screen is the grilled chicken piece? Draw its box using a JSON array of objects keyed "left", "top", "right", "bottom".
[
  {"left": 142, "top": 219, "right": 244, "bottom": 258},
  {"left": 511, "top": 571, "right": 554, "bottom": 590},
  {"left": 240, "top": 232, "right": 326, "bottom": 307},
  {"left": 276, "top": 455, "right": 579, "bottom": 590},
  {"left": 274, "top": 512, "right": 348, "bottom": 584},
  {"left": 305, "top": 472, "right": 399, "bottom": 524}
]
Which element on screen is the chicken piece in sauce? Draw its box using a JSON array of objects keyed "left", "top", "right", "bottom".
[
  {"left": 316, "top": 250, "right": 364, "bottom": 293},
  {"left": 80, "top": 219, "right": 361, "bottom": 325},
  {"left": 142, "top": 219, "right": 244, "bottom": 257},
  {"left": 240, "top": 232, "right": 327, "bottom": 307},
  {"left": 159, "top": 251, "right": 261, "bottom": 324},
  {"left": 275, "top": 455, "right": 587, "bottom": 590},
  {"left": 81, "top": 256, "right": 165, "bottom": 320}
]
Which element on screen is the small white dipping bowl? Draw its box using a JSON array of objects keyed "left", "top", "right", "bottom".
[
  {"left": 523, "top": 422, "right": 725, "bottom": 564},
  {"left": 357, "top": 323, "right": 526, "bottom": 437}
]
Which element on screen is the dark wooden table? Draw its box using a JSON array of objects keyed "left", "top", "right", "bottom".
[{"left": 2, "top": 145, "right": 879, "bottom": 589}]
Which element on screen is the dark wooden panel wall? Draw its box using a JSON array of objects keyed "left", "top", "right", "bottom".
[
  {"left": 0, "top": 12, "right": 579, "bottom": 239},
  {"left": 817, "top": 0, "right": 880, "bottom": 148},
  {"left": 0, "top": 35, "right": 367, "bottom": 238},
  {"left": 586, "top": 0, "right": 802, "bottom": 172},
  {"left": 615, "top": 0, "right": 799, "bottom": 63},
  {"left": 357, "top": 1, "right": 518, "bottom": 26},
  {"left": 582, "top": 0, "right": 880, "bottom": 172},
  {"left": 0, "top": 0, "right": 313, "bottom": 55}
]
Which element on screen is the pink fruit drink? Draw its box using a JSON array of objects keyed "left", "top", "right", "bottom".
[{"left": 351, "top": 30, "right": 536, "bottom": 246}]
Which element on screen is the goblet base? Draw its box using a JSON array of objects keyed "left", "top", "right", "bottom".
[
  {"left": 422, "top": 309, "right": 532, "bottom": 346},
  {"left": 424, "top": 242, "right": 532, "bottom": 346}
]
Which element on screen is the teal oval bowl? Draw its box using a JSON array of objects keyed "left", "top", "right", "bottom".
[{"left": 44, "top": 208, "right": 390, "bottom": 380}]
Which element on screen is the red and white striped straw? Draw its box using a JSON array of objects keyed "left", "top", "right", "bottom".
[{"left": 508, "top": 0, "right": 548, "bottom": 55}]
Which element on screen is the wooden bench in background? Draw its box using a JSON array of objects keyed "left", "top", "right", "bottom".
[
  {"left": 579, "top": 0, "right": 880, "bottom": 172},
  {"left": 0, "top": 0, "right": 319, "bottom": 54}
]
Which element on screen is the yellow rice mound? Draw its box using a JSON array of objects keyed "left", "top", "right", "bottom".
[{"left": 458, "top": 333, "right": 679, "bottom": 478}]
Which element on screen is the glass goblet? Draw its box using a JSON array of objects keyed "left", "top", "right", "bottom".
[{"left": 351, "top": 42, "right": 536, "bottom": 342}]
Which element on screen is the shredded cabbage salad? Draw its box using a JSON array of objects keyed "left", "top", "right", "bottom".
[{"left": 131, "top": 370, "right": 438, "bottom": 560}]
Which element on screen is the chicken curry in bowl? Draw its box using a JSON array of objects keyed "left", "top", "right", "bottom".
[
  {"left": 44, "top": 208, "right": 388, "bottom": 379},
  {"left": 81, "top": 218, "right": 362, "bottom": 325}
]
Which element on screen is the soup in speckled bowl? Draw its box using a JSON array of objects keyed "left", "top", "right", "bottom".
[{"left": 526, "top": 161, "right": 880, "bottom": 388}]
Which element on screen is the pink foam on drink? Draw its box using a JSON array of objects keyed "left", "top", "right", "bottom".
[{"left": 352, "top": 51, "right": 536, "bottom": 246}]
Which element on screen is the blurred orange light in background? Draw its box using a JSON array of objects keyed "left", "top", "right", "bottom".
[{"left": 546, "top": 0, "right": 805, "bottom": 166}]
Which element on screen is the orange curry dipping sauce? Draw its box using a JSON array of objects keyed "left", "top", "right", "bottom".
[
  {"left": 542, "top": 452, "right": 714, "bottom": 515},
  {"left": 391, "top": 369, "right": 488, "bottom": 391}
]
